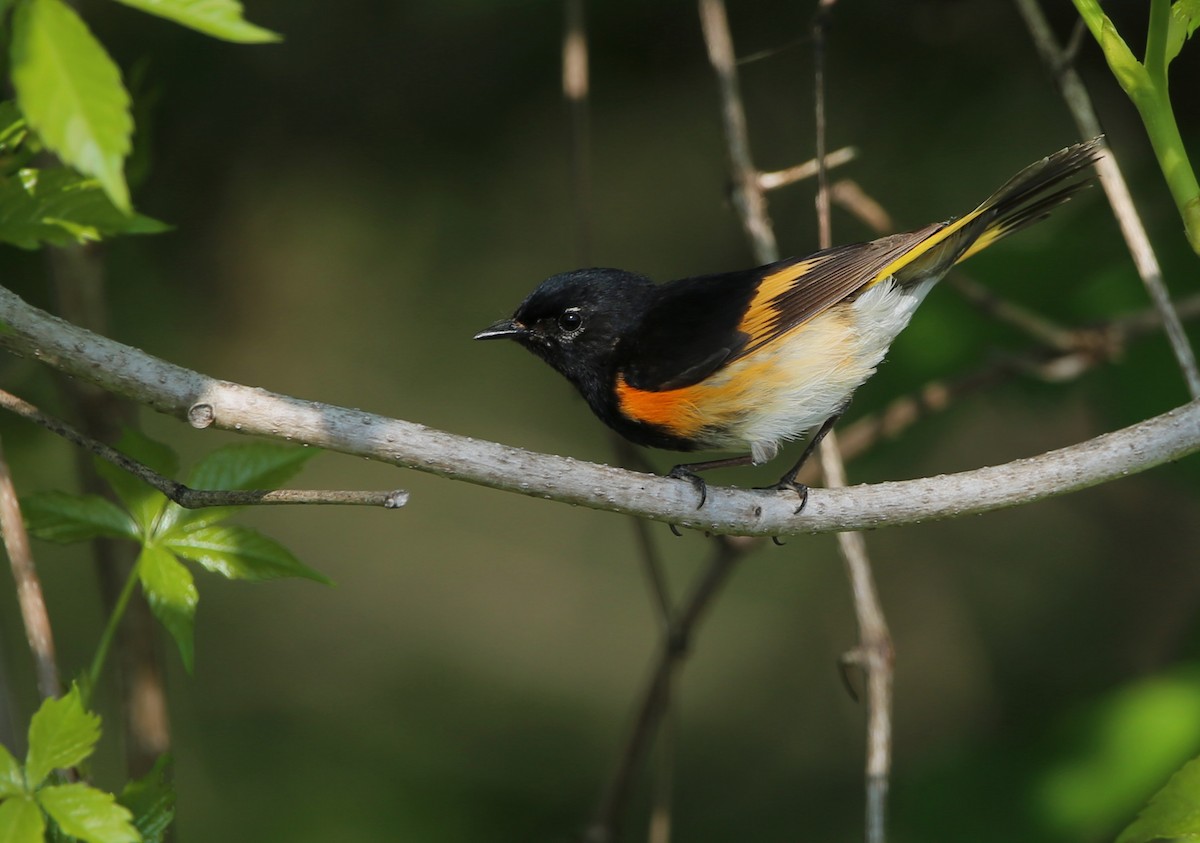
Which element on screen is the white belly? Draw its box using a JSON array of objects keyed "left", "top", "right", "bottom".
[{"left": 709, "top": 276, "right": 935, "bottom": 463}]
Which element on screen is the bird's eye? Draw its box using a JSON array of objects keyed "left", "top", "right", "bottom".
[{"left": 557, "top": 310, "right": 583, "bottom": 333}]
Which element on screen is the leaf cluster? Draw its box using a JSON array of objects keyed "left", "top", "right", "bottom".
[
  {"left": 24, "top": 431, "right": 327, "bottom": 672},
  {"left": 0, "top": 687, "right": 171, "bottom": 843},
  {"left": 0, "top": 0, "right": 279, "bottom": 248}
]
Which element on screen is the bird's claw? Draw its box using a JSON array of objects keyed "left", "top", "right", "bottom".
[
  {"left": 668, "top": 465, "right": 708, "bottom": 509},
  {"left": 761, "top": 477, "right": 810, "bottom": 515}
]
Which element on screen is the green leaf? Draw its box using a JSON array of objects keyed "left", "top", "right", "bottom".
[
  {"left": 0, "top": 102, "right": 30, "bottom": 167},
  {"left": 1117, "top": 754, "right": 1200, "bottom": 842},
  {"left": 23, "top": 492, "right": 137, "bottom": 544},
  {"left": 1166, "top": 0, "right": 1200, "bottom": 64},
  {"left": 0, "top": 795, "right": 45, "bottom": 843},
  {"left": 165, "top": 524, "right": 329, "bottom": 583},
  {"left": 38, "top": 783, "right": 139, "bottom": 843},
  {"left": 109, "top": 0, "right": 281, "bottom": 43},
  {"left": 137, "top": 546, "right": 196, "bottom": 672},
  {"left": 94, "top": 431, "right": 178, "bottom": 537},
  {"left": 157, "top": 443, "right": 318, "bottom": 533},
  {"left": 0, "top": 745, "right": 24, "bottom": 799},
  {"left": 10, "top": 0, "right": 133, "bottom": 211},
  {"left": 24, "top": 687, "right": 100, "bottom": 789},
  {"left": 188, "top": 443, "right": 316, "bottom": 491},
  {"left": 117, "top": 756, "right": 172, "bottom": 843},
  {"left": 0, "top": 167, "right": 168, "bottom": 249}
]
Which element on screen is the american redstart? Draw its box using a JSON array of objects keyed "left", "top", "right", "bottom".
[{"left": 476, "top": 138, "right": 1103, "bottom": 509}]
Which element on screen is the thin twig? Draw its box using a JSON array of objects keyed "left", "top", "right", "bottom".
[
  {"left": 758, "top": 146, "right": 857, "bottom": 191},
  {"left": 0, "top": 388, "right": 409, "bottom": 510},
  {"left": 830, "top": 179, "right": 893, "bottom": 233},
  {"left": 1014, "top": 0, "right": 1200, "bottom": 399},
  {"left": 563, "top": 0, "right": 592, "bottom": 264},
  {"left": 699, "top": 0, "right": 777, "bottom": 264},
  {"left": 811, "top": 2, "right": 892, "bottom": 840},
  {"left": 0, "top": 435, "right": 61, "bottom": 700},
  {"left": 584, "top": 536, "right": 749, "bottom": 843}
]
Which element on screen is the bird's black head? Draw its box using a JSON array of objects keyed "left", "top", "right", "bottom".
[{"left": 474, "top": 267, "right": 655, "bottom": 407}]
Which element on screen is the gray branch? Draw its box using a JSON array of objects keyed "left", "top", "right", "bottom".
[{"left": 1, "top": 284, "right": 1197, "bottom": 537}]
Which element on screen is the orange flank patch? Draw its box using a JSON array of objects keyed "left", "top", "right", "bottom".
[{"left": 614, "top": 353, "right": 791, "bottom": 440}]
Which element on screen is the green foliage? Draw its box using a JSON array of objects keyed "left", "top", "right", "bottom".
[
  {"left": 10, "top": 0, "right": 134, "bottom": 212},
  {"left": 1073, "top": 0, "right": 1200, "bottom": 254},
  {"left": 38, "top": 785, "right": 139, "bottom": 843},
  {"left": 22, "top": 493, "right": 136, "bottom": 544},
  {"left": 1, "top": 0, "right": 276, "bottom": 246},
  {"left": 0, "top": 101, "right": 166, "bottom": 249},
  {"left": 24, "top": 690, "right": 100, "bottom": 789},
  {"left": 1165, "top": 0, "right": 1200, "bottom": 63},
  {"left": 0, "top": 688, "right": 143, "bottom": 843},
  {"left": 0, "top": 797, "right": 45, "bottom": 843},
  {"left": 23, "top": 431, "right": 325, "bottom": 672},
  {"left": 136, "top": 545, "right": 198, "bottom": 672},
  {"left": 109, "top": 0, "right": 281, "bottom": 44},
  {"left": 1117, "top": 755, "right": 1200, "bottom": 842},
  {"left": 117, "top": 758, "right": 173, "bottom": 843},
  {"left": 1036, "top": 669, "right": 1200, "bottom": 838}
]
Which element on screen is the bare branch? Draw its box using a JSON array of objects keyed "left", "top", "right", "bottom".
[
  {"left": 0, "top": 387, "right": 408, "bottom": 510},
  {"left": 810, "top": 2, "right": 893, "bottom": 839},
  {"left": 1014, "top": 0, "right": 1200, "bottom": 399},
  {"left": 699, "top": 0, "right": 777, "bottom": 264},
  {"left": 0, "top": 435, "right": 61, "bottom": 700},
  {"left": 584, "top": 537, "right": 749, "bottom": 843},
  {"left": 758, "top": 146, "right": 857, "bottom": 191},
  {"left": 0, "top": 284, "right": 1197, "bottom": 535}
]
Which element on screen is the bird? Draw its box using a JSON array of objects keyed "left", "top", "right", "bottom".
[{"left": 475, "top": 138, "right": 1103, "bottom": 510}]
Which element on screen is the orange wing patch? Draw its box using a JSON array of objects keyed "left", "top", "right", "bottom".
[
  {"left": 614, "top": 353, "right": 788, "bottom": 441},
  {"left": 735, "top": 256, "right": 826, "bottom": 348}
]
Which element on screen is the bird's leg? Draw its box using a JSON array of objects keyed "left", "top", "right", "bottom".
[
  {"left": 667, "top": 454, "right": 756, "bottom": 509},
  {"left": 766, "top": 411, "right": 844, "bottom": 514}
]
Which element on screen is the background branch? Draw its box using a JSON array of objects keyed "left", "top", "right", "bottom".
[{"left": 0, "top": 435, "right": 61, "bottom": 701}]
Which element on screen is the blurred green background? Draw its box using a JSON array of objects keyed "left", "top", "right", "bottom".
[{"left": 2, "top": 0, "right": 1200, "bottom": 840}]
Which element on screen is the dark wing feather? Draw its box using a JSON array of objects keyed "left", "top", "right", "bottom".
[
  {"left": 617, "top": 269, "right": 762, "bottom": 390},
  {"left": 734, "top": 225, "right": 945, "bottom": 358}
]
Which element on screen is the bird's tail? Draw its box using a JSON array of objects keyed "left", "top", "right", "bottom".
[{"left": 887, "top": 137, "right": 1104, "bottom": 284}]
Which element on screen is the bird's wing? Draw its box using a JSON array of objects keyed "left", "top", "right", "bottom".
[{"left": 733, "top": 226, "right": 945, "bottom": 358}]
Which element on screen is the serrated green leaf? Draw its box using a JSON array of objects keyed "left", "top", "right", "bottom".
[
  {"left": 0, "top": 167, "right": 168, "bottom": 249},
  {"left": 156, "top": 443, "right": 318, "bottom": 533},
  {"left": 1117, "top": 754, "right": 1200, "bottom": 842},
  {"left": 94, "top": 431, "right": 178, "bottom": 537},
  {"left": 189, "top": 443, "right": 316, "bottom": 491},
  {"left": 24, "top": 687, "right": 99, "bottom": 789},
  {"left": 0, "top": 745, "right": 24, "bottom": 798},
  {"left": 1166, "top": 0, "right": 1200, "bottom": 64},
  {"left": 10, "top": 0, "right": 133, "bottom": 211},
  {"left": 165, "top": 524, "right": 329, "bottom": 583},
  {"left": 39, "top": 783, "right": 139, "bottom": 843},
  {"left": 23, "top": 492, "right": 137, "bottom": 544},
  {"left": 110, "top": 0, "right": 280, "bottom": 43},
  {"left": 137, "top": 546, "right": 196, "bottom": 672},
  {"left": 0, "top": 795, "right": 45, "bottom": 843},
  {"left": 117, "top": 755, "right": 173, "bottom": 843}
]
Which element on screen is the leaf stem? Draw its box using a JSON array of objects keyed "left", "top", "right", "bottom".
[
  {"left": 1072, "top": 0, "right": 1200, "bottom": 254},
  {"left": 85, "top": 559, "right": 140, "bottom": 707}
]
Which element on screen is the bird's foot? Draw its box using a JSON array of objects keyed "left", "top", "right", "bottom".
[{"left": 667, "top": 464, "right": 709, "bottom": 510}]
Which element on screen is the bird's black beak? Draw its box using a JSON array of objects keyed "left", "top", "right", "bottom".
[{"left": 473, "top": 318, "right": 527, "bottom": 341}]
